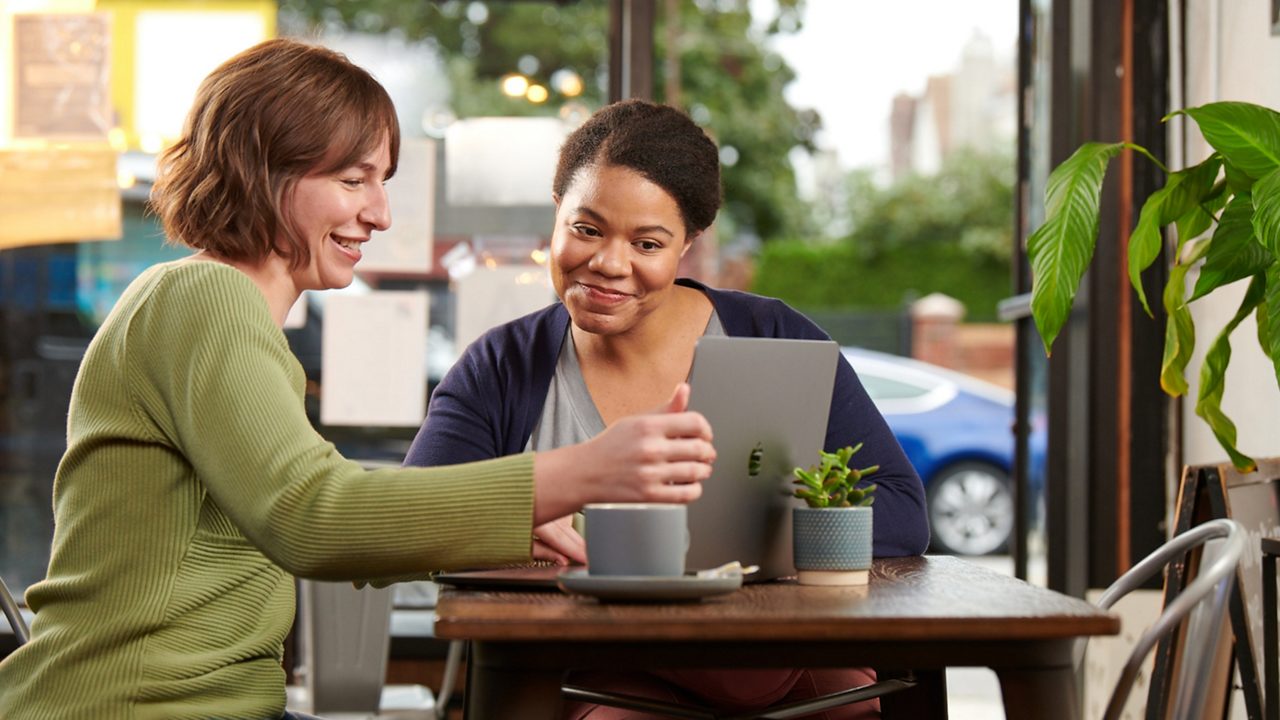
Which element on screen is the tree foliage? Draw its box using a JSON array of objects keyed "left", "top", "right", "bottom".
[
  {"left": 279, "top": 0, "right": 818, "bottom": 243},
  {"left": 753, "top": 149, "right": 1015, "bottom": 320}
]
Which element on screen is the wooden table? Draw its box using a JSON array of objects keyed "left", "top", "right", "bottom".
[{"left": 435, "top": 556, "right": 1119, "bottom": 719}]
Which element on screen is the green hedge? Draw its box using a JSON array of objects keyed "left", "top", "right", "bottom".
[{"left": 751, "top": 239, "right": 1011, "bottom": 322}]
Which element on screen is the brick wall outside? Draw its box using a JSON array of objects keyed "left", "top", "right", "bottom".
[{"left": 910, "top": 293, "right": 1014, "bottom": 390}]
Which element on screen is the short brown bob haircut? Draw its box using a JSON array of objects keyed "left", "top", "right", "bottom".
[
  {"left": 553, "top": 99, "right": 721, "bottom": 236},
  {"left": 152, "top": 38, "right": 400, "bottom": 269}
]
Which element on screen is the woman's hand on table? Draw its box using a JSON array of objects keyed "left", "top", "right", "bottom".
[{"left": 532, "top": 515, "right": 586, "bottom": 565}]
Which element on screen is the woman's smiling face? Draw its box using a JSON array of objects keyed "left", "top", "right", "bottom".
[
  {"left": 283, "top": 135, "right": 393, "bottom": 293},
  {"left": 550, "top": 163, "right": 696, "bottom": 338}
]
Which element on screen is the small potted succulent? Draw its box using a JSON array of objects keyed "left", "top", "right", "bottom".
[{"left": 791, "top": 444, "right": 879, "bottom": 586}]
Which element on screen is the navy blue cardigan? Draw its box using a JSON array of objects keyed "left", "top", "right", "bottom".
[{"left": 404, "top": 279, "right": 929, "bottom": 557}]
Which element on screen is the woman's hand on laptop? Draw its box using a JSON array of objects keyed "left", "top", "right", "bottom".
[
  {"left": 532, "top": 383, "right": 716, "bottom": 524},
  {"left": 532, "top": 515, "right": 586, "bottom": 565}
]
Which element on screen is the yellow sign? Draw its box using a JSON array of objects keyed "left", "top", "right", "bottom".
[
  {"left": 0, "top": 147, "right": 122, "bottom": 248},
  {"left": 95, "top": 0, "right": 275, "bottom": 152}
]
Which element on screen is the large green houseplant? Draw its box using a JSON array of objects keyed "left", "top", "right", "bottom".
[{"left": 1029, "top": 101, "right": 1280, "bottom": 471}]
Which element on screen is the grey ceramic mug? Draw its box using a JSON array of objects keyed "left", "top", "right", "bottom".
[{"left": 583, "top": 503, "right": 689, "bottom": 577}]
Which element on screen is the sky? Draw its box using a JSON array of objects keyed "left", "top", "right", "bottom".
[{"left": 751, "top": 0, "right": 1018, "bottom": 171}]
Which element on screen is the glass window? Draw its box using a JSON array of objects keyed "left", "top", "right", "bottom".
[{"left": 858, "top": 372, "right": 931, "bottom": 401}]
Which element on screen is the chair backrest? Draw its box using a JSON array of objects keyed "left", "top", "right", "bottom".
[
  {"left": 0, "top": 574, "right": 30, "bottom": 646},
  {"left": 1092, "top": 518, "right": 1245, "bottom": 720}
]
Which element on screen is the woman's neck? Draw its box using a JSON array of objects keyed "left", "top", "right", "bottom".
[{"left": 188, "top": 251, "right": 300, "bottom": 328}]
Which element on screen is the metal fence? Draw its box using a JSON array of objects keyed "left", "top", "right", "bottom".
[{"left": 802, "top": 307, "right": 913, "bottom": 357}]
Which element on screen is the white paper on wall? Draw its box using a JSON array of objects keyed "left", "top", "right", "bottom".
[
  {"left": 444, "top": 117, "right": 570, "bottom": 207},
  {"left": 454, "top": 265, "right": 555, "bottom": 352},
  {"left": 320, "top": 290, "right": 429, "bottom": 427},
  {"left": 358, "top": 137, "right": 435, "bottom": 273}
]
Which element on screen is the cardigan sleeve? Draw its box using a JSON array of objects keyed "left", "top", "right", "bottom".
[
  {"left": 404, "top": 337, "right": 507, "bottom": 467},
  {"left": 723, "top": 292, "right": 931, "bottom": 557},
  {"left": 130, "top": 267, "right": 535, "bottom": 580},
  {"left": 826, "top": 354, "right": 931, "bottom": 556},
  {"left": 405, "top": 307, "right": 565, "bottom": 468}
]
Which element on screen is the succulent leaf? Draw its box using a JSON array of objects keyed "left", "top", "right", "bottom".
[{"left": 791, "top": 445, "right": 880, "bottom": 509}]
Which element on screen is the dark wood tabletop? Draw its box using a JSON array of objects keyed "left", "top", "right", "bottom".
[{"left": 436, "top": 555, "right": 1119, "bottom": 719}]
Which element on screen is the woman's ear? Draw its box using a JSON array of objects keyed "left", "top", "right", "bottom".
[
  {"left": 680, "top": 230, "right": 702, "bottom": 258},
  {"left": 552, "top": 193, "right": 562, "bottom": 210}
]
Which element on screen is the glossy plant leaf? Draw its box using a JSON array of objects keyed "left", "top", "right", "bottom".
[
  {"left": 1180, "top": 102, "right": 1280, "bottom": 180},
  {"left": 1029, "top": 142, "right": 1126, "bottom": 354},
  {"left": 1160, "top": 237, "right": 1211, "bottom": 395},
  {"left": 1191, "top": 194, "right": 1273, "bottom": 301},
  {"left": 1194, "top": 273, "right": 1266, "bottom": 472},
  {"left": 1130, "top": 155, "right": 1224, "bottom": 314},
  {"left": 1175, "top": 180, "right": 1229, "bottom": 243},
  {"left": 1223, "top": 159, "right": 1256, "bottom": 195},
  {"left": 1263, "top": 264, "right": 1280, "bottom": 391},
  {"left": 1161, "top": 263, "right": 1196, "bottom": 396},
  {"left": 1252, "top": 167, "right": 1280, "bottom": 256}
]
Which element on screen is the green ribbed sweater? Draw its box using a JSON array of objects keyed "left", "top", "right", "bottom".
[{"left": 0, "top": 261, "right": 535, "bottom": 719}]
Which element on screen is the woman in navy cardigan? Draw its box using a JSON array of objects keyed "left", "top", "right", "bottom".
[{"left": 405, "top": 99, "right": 928, "bottom": 719}]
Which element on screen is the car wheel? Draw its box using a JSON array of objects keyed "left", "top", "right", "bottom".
[{"left": 926, "top": 462, "right": 1014, "bottom": 556}]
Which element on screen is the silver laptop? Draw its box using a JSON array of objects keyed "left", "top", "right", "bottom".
[
  {"left": 435, "top": 336, "right": 838, "bottom": 589},
  {"left": 685, "top": 336, "right": 838, "bottom": 580}
]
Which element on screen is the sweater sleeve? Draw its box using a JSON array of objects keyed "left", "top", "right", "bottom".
[{"left": 129, "top": 267, "right": 535, "bottom": 580}]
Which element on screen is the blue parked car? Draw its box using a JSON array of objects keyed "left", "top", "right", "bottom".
[{"left": 843, "top": 347, "right": 1041, "bottom": 556}]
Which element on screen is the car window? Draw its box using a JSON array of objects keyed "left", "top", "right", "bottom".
[{"left": 858, "top": 372, "right": 931, "bottom": 400}]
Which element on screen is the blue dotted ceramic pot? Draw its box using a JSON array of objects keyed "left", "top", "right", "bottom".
[{"left": 792, "top": 506, "right": 873, "bottom": 586}]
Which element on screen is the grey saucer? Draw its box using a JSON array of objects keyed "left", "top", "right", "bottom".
[{"left": 556, "top": 568, "right": 743, "bottom": 602}]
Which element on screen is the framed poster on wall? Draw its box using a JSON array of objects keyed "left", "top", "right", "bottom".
[{"left": 13, "top": 13, "right": 111, "bottom": 140}]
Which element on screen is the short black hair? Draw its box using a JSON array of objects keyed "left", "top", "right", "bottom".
[{"left": 553, "top": 99, "right": 722, "bottom": 234}]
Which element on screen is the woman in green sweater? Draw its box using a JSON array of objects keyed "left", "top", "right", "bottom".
[{"left": 0, "top": 38, "right": 715, "bottom": 720}]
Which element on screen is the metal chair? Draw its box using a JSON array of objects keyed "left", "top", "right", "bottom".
[
  {"left": 433, "top": 639, "right": 465, "bottom": 720},
  {"left": 1, "top": 574, "right": 30, "bottom": 646},
  {"left": 1087, "top": 517, "right": 1245, "bottom": 720}
]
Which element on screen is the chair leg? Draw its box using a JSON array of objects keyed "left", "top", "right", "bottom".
[
  {"left": 1263, "top": 539, "right": 1278, "bottom": 720},
  {"left": 435, "top": 640, "right": 465, "bottom": 720},
  {"left": 0, "top": 577, "right": 28, "bottom": 646}
]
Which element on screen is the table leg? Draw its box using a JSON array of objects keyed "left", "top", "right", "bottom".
[
  {"left": 464, "top": 643, "right": 564, "bottom": 720},
  {"left": 880, "top": 669, "right": 948, "bottom": 719},
  {"left": 995, "top": 666, "right": 1077, "bottom": 720}
]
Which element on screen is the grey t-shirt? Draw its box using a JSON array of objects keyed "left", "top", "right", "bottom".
[{"left": 526, "top": 310, "right": 725, "bottom": 452}]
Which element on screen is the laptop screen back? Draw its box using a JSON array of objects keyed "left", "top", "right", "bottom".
[{"left": 685, "top": 336, "right": 838, "bottom": 580}]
